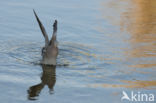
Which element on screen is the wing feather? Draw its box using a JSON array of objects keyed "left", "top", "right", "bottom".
[
  {"left": 49, "top": 20, "right": 57, "bottom": 46},
  {"left": 33, "top": 9, "right": 49, "bottom": 47}
]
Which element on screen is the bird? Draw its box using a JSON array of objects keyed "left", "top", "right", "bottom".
[{"left": 33, "top": 10, "right": 58, "bottom": 65}]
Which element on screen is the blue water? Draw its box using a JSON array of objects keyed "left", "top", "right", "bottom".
[{"left": 0, "top": 0, "right": 155, "bottom": 103}]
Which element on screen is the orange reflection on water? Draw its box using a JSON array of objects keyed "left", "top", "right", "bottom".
[
  {"left": 99, "top": 0, "right": 156, "bottom": 67},
  {"left": 89, "top": 80, "right": 156, "bottom": 89},
  {"left": 121, "top": 0, "right": 156, "bottom": 69},
  {"left": 99, "top": 0, "right": 156, "bottom": 59},
  {"left": 129, "top": 64, "right": 156, "bottom": 68},
  {"left": 122, "top": 0, "right": 156, "bottom": 59},
  {"left": 123, "top": 0, "right": 156, "bottom": 39},
  {"left": 97, "top": 0, "right": 156, "bottom": 89}
]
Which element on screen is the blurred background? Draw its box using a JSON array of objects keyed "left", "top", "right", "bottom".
[{"left": 0, "top": 0, "right": 155, "bottom": 103}]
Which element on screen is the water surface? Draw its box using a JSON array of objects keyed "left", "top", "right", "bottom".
[{"left": 0, "top": 0, "right": 155, "bottom": 103}]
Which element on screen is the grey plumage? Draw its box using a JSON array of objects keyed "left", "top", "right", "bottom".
[{"left": 33, "top": 10, "right": 58, "bottom": 65}]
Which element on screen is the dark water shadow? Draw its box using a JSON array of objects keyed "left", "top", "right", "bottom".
[{"left": 27, "top": 65, "right": 56, "bottom": 100}]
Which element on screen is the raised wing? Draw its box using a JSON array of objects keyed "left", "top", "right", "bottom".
[
  {"left": 33, "top": 9, "right": 49, "bottom": 47},
  {"left": 49, "top": 20, "right": 57, "bottom": 47}
]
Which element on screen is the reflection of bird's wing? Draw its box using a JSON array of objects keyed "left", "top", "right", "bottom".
[
  {"left": 28, "top": 83, "right": 44, "bottom": 100},
  {"left": 33, "top": 9, "right": 49, "bottom": 47},
  {"left": 121, "top": 91, "right": 130, "bottom": 101}
]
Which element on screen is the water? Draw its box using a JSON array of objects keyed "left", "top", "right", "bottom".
[{"left": 0, "top": 0, "right": 155, "bottom": 103}]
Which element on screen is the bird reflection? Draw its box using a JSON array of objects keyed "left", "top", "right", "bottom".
[{"left": 27, "top": 65, "right": 56, "bottom": 100}]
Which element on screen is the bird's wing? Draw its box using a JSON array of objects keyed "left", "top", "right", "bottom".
[
  {"left": 33, "top": 9, "right": 49, "bottom": 47},
  {"left": 49, "top": 20, "right": 57, "bottom": 47}
]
